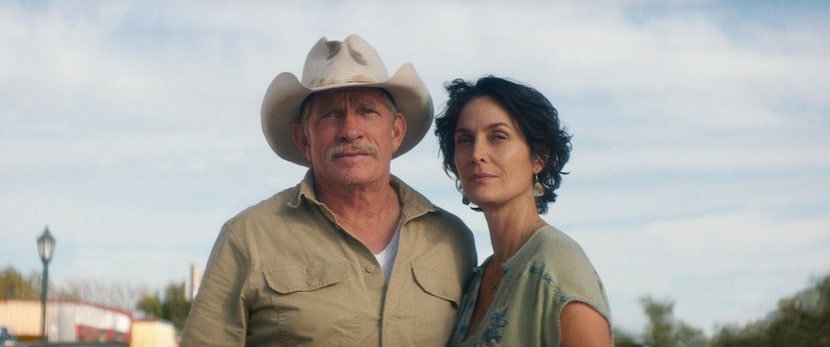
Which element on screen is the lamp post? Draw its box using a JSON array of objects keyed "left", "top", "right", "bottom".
[{"left": 37, "top": 227, "right": 55, "bottom": 342}]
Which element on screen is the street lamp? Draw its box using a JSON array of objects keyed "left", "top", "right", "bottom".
[{"left": 37, "top": 227, "right": 55, "bottom": 342}]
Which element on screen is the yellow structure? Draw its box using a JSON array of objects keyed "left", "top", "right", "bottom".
[
  {"left": 0, "top": 299, "right": 177, "bottom": 346},
  {"left": 0, "top": 300, "right": 40, "bottom": 341},
  {"left": 130, "top": 319, "right": 177, "bottom": 347}
]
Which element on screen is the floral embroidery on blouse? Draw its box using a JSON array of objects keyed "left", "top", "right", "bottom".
[
  {"left": 481, "top": 306, "right": 508, "bottom": 343},
  {"left": 528, "top": 264, "right": 554, "bottom": 285}
]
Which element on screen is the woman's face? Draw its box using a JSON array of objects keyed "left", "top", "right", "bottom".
[{"left": 453, "top": 96, "right": 541, "bottom": 210}]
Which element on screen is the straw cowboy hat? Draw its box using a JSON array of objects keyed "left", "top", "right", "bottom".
[{"left": 261, "top": 35, "right": 434, "bottom": 167}]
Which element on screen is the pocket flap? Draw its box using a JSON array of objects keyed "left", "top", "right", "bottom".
[
  {"left": 411, "top": 263, "right": 462, "bottom": 305},
  {"left": 265, "top": 261, "right": 348, "bottom": 294}
]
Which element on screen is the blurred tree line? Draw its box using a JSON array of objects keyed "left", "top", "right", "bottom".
[
  {"left": 3, "top": 265, "right": 828, "bottom": 344},
  {"left": 614, "top": 274, "right": 830, "bottom": 346},
  {"left": 0, "top": 267, "right": 40, "bottom": 300}
]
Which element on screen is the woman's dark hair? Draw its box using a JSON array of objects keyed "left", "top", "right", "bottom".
[{"left": 434, "top": 76, "right": 572, "bottom": 214}]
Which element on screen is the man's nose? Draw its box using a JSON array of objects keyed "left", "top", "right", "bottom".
[{"left": 338, "top": 112, "right": 364, "bottom": 142}]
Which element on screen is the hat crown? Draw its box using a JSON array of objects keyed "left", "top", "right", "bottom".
[
  {"left": 301, "top": 35, "right": 390, "bottom": 89},
  {"left": 262, "top": 35, "right": 433, "bottom": 167}
]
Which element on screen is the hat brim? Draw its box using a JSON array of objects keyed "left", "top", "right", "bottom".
[{"left": 261, "top": 63, "right": 433, "bottom": 167}]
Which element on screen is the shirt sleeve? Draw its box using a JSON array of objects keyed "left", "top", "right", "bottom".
[{"left": 180, "top": 220, "right": 250, "bottom": 347}]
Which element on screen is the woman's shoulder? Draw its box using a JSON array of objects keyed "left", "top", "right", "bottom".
[
  {"left": 530, "top": 226, "right": 589, "bottom": 259},
  {"left": 515, "top": 225, "right": 600, "bottom": 282},
  {"left": 512, "top": 225, "right": 612, "bottom": 327}
]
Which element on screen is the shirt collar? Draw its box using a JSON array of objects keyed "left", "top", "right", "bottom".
[{"left": 287, "top": 169, "right": 438, "bottom": 223}]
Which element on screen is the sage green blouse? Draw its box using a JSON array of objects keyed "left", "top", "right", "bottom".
[{"left": 448, "top": 225, "right": 611, "bottom": 346}]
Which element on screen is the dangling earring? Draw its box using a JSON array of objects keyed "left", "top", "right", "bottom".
[
  {"left": 532, "top": 174, "right": 544, "bottom": 197},
  {"left": 460, "top": 187, "right": 470, "bottom": 205}
]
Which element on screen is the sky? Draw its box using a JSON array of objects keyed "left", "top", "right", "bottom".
[{"left": 2, "top": 0, "right": 829, "bottom": 335}]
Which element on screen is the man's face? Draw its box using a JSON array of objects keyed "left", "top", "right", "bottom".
[{"left": 292, "top": 87, "right": 406, "bottom": 188}]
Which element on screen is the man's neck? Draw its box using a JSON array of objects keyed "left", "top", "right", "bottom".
[
  {"left": 315, "top": 175, "right": 393, "bottom": 210},
  {"left": 315, "top": 175, "right": 402, "bottom": 253}
]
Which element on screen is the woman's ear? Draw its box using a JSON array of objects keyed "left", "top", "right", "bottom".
[{"left": 534, "top": 152, "right": 549, "bottom": 174}]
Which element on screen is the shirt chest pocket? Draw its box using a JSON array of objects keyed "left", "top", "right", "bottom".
[
  {"left": 264, "top": 260, "right": 348, "bottom": 294},
  {"left": 261, "top": 261, "right": 359, "bottom": 342}
]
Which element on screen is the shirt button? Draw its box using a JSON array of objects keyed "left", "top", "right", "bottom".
[{"left": 365, "top": 265, "right": 376, "bottom": 273}]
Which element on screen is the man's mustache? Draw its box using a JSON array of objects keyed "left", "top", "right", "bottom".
[{"left": 327, "top": 143, "right": 379, "bottom": 161}]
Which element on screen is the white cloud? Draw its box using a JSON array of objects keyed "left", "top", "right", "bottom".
[{"left": 1, "top": 0, "right": 828, "bottom": 336}]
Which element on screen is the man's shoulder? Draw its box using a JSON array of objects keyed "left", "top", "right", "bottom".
[
  {"left": 228, "top": 182, "right": 303, "bottom": 223},
  {"left": 392, "top": 176, "right": 451, "bottom": 217},
  {"left": 419, "top": 204, "right": 466, "bottom": 227}
]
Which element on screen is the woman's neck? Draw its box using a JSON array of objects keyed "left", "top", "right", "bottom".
[{"left": 484, "top": 205, "right": 546, "bottom": 265}]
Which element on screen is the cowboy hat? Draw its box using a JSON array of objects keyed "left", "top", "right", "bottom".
[{"left": 261, "top": 35, "right": 434, "bottom": 167}]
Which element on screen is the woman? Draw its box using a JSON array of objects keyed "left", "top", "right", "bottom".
[{"left": 435, "top": 76, "right": 611, "bottom": 346}]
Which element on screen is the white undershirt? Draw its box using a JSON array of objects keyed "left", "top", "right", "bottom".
[{"left": 373, "top": 222, "right": 401, "bottom": 283}]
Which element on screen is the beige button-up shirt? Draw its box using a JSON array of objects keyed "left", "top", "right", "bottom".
[{"left": 181, "top": 172, "right": 477, "bottom": 346}]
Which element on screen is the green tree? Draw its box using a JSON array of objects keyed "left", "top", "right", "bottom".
[
  {"left": 709, "top": 322, "right": 765, "bottom": 347},
  {"left": 642, "top": 296, "right": 674, "bottom": 347},
  {"left": 613, "top": 327, "right": 644, "bottom": 347},
  {"left": 0, "top": 266, "right": 40, "bottom": 300},
  {"left": 162, "top": 282, "right": 191, "bottom": 330},
  {"left": 136, "top": 293, "right": 164, "bottom": 318},
  {"left": 135, "top": 281, "right": 192, "bottom": 331},
  {"left": 711, "top": 274, "right": 830, "bottom": 347},
  {"left": 640, "top": 296, "right": 707, "bottom": 347}
]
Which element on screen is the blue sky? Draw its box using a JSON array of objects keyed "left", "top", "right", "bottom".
[{"left": 2, "top": 0, "right": 829, "bottom": 334}]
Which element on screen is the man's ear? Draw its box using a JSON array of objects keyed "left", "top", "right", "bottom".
[
  {"left": 391, "top": 111, "right": 407, "bottom": 150},
  {"left": 291, "top": 123, "right": 311, "bottom": 159}
]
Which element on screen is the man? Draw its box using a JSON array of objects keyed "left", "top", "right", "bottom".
[{"left": 180, "top": 35, "right": 476, "bottom": 346}]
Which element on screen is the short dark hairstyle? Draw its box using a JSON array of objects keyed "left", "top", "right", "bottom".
[{"left": 434, "top": 76, "right": 572, "bottom": 214}]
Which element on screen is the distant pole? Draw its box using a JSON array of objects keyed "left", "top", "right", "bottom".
[
  {"left": 40, "top": 258, "right": 48, "bottom": 341},
  {"left": 37, "top": 227, "right": 56, "bottom": 342}
]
